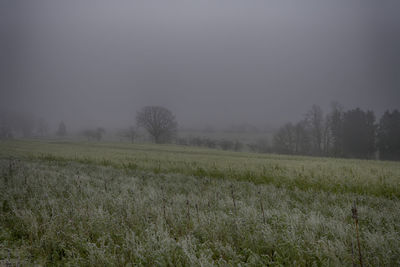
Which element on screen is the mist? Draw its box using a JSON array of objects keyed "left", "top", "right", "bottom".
[{"left": 1, "top": 0, "right": 400, "bottom": 131}]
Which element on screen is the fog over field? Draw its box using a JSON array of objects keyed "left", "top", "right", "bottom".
[
  {"left": 2, "top": 2, "right": 400, "bottom": 265},
  {"left": 1, "top": 0, "right": 400, "bottom": 130}
]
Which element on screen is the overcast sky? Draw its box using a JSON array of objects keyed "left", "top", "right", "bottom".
[{"left": 1, "top": 0, "right": 399, "bottom": 130}]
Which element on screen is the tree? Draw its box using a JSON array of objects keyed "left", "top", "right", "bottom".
[
  {"left": 293, "top": 120, "right": 311, "bottom": 155},
  {"left": 273, "top": 121, "right": 310, "bottom": 155},
  {"left": 377, "top": 109, "right": 400, "bottom": 160},
  {"left": 57, "top": 121, "right": 67, "bottom": 137},
  {"left": 342, "top": 108, "right": 376, "bottom": 159},
  {"left": 305, "top": 105, "right": 324, "bottom": 155},
  {"left": 136, "top": 106, "right": 178, "bottom": 144},
  {"left": 273, "top": 123, "right": 295, "bottom": 154},
  {"left": 328, "top": 102, "right": 344, "bottom": 157},
  {"left": 322, "top": 114, "right": 332, "bottom": 155}
]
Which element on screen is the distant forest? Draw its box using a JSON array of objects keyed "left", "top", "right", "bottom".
[
  {"left": 1, "top": 103, "right": 399, "bottom": 161},
  {"left": 177, "top": 104, "right": 400, "bottom": 161},
  {"left": 271, "top": 104, "right": 400, "bottom": 161}
]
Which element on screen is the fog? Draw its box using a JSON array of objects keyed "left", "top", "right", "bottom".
[{"left": 1, "top": 0, "right": 399, "bottom": 131}]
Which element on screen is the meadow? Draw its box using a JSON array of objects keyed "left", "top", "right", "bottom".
[{"left": 1, "top": 139, "right": 399, "bottom": 266}]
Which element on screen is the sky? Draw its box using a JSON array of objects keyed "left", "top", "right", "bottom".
[{"left": 1, "top": 0, "right": 399, "bottom": 130}]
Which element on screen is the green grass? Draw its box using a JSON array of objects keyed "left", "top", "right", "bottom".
[
  {"left": 1, "top": 139, "right": 399, "bottom": 198},
  {"left": 0, "top": 139, "right": 400, "bottom": 266}
]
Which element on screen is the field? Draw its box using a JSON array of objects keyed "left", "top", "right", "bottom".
[{"left": 1, "top": 140, "right": 399, "bottom": 266}]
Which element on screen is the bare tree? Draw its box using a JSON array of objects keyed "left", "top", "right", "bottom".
[
  {"left": 322, "top": 114, "right": 332, "bottom": 155},
  {"left": 274, "top": 121, "right": 311, "bottom": 155},
  {"left": 293, "top": 120, "right": 310, "bottom": 155},
  {"left": 328, "top": 102, "right": 344, "bottom": 157},
  {"left": 273, "top": 123, "right": 295, "bottom": 154},
  {"left": 136, "top": 106, "right": 178, "bottom": 144},
  {"left": 305, "top": 105, "right": 324, "bottom": 155}
]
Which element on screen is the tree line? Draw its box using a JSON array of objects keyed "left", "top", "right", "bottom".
[
  {"left": 0, "top": 109, "right": 104, "bottom": 140},
  {"left": 1, "top": 105, "right": 399, "bottom": 161},
  {"left": 136, "top": 105, "right": 400, "bottom": 161},
  {"left": 0, "top": 110, "right": 50, "bottom": 138},
  {"left": 273, "top": 103, "right": 400, "bottom": 161}
]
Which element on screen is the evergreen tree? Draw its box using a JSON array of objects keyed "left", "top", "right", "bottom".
[
  {"left": 377, "top": 110, "right": 400, "bottom": 160},
  {"left": 342, "top": 108, "right": 376, "bottom": 159}
]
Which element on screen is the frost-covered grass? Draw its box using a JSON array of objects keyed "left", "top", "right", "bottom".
[
  {"left": 1, "top": 140, "right": 399, "bottom": 198},
  {"left": 0, "top": 140, "right": 400, "bottom": 266}
]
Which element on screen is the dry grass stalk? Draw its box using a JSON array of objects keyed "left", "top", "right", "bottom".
[{"left": 352, "top": 201, "right": 363, "bottom": 267}]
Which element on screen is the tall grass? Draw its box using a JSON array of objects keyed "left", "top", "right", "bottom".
[
  {"left": 1, "top": 157, "right": 399, "bottom": 265},
  {"left": 1, "top": 140, "right": 399, "bottom": 198}
]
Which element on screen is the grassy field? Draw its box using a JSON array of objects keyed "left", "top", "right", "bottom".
[{"left": 1, "top": 139, "right": 399, "bottom": 266}]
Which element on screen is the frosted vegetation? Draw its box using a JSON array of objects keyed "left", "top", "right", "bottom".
[{"left": 1, "top": 140, "right": 399, "bottom": 265}]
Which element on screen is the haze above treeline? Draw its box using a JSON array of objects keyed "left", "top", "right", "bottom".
[{"left": 1, "top": 0, "right": 399, "bottom": 131}]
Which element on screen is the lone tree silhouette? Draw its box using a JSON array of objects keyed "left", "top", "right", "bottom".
[{"left": 136, "top": 106, "right": 177, "bottom": 144}]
